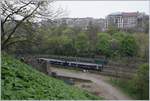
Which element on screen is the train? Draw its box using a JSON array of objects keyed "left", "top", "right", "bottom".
[{"left": 37, "top": 57, "right": 106, "bottom": 71}]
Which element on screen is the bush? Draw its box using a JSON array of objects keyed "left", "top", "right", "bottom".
[
  {"left": 132, "top": 63, "right": 149, "bottom": 99},
  {"left": 133, "top": 33, "right": 149, "bottom": 60},
  {"left": 96, "top": 33, "right": 112, "bottom": 57},
  {"left": 109, "top": 39, "right": 120, "bottom": 57},
  {"left": 112, "top": 32, "right": 126, "bottom": 41},
  {"left": 120, "top": 35, "right": 138, "bottom": 57},
  {"left": 1, "top": 53, "right": 101, "bottom": 100},
  {"left": 106, "top": 25, "right": 120, "bottom": 35},
  {"left": 75, "top": 32, "right": 89, "bottom": 56},
  {"left": 109, "top": 63, "right": 149, "bottom": 100}
]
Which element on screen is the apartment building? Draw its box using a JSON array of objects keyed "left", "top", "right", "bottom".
[
  {"left": 40, "top": 12, "right": 148, "bottom": 32},
  {"left": 105, "top": 12, "right": 148, "bottom": 31}
]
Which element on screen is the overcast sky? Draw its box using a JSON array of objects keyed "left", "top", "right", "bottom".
[{"left": 52, "top": 1, "right": 149, "bottom": 18}]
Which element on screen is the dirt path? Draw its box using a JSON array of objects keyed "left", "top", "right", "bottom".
[{"left": 50, "top": 67, "right": 132, "bottom": 100}]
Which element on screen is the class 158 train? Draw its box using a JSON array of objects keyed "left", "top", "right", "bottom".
[{"left": 37, "top": 58, "right": 107, "bottom": 72}]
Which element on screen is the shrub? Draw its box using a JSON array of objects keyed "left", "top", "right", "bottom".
[
  {"left": 120, "top": 35, "right": 138, "bottom": 57},
  {"left": 109, "top": 63, "right": 149, "bottom": 99},
  {"left": 133, "top": 33, "right": 149, "bottom": 60},
  {"left": 1, "top": 53, "right": 101, "bottom": 100},
  {"left": 75, "top": 32, "right": 89, "bottom": 56},
  {"left": 96, "top": 33, "right": 112, "bottom": 57},
  {"left": 106, "top": 25, "right": 120, "bottom": 35},
  {"left": 132, "top": 63, "right": 149, "bottom": 99},
  {"left": 112, "top": 32, "right": 126, "bottom": 41}
]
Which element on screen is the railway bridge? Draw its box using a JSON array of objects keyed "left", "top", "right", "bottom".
[{"left": 17, "top": 55, "right": 136, "bottom": 79}]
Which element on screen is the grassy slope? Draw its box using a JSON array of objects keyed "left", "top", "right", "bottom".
[
  {"left": 1, "top": 53, "right": 101, "bottom": 100},
  {"left": 108, "top": 78, "right": 137, "bottom": 99}
]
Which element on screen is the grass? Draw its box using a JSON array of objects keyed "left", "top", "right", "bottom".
[{"left": 1, "top": 53, "right": 102, "bottom": 100}]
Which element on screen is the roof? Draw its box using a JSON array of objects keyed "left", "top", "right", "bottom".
[
  {"left": 122, "top": 12, "right": 138, "bottom": 16},
  {"left": 109, "top": 12, "right": 122, "bottom": 16},
  {"left": 108, "top": 12, "right": 138, "bottom": 17}
]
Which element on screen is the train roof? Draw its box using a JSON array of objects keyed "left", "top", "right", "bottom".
[
  {"left": 39, "top": 58, "right": 64, "bottom": 62},
  {"left": 69, "top": 61, "right": 102, "bottom": 66},
  {"left": 38, "top": 58, "right": 102, "bottom": 66}
]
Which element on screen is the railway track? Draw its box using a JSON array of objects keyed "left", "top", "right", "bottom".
[
  {"left": 49, "top": 64, "right": 135, "bottom": 79},
  {"left": 21, "top": 56, "right": 137, "bottom": 79}
]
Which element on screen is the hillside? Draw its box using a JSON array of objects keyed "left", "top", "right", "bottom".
[{"left": 1, "top": 53, "right": 101, "bottom": 100}]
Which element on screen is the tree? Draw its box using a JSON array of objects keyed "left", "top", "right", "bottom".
[
  {"left": 110, "top": 39, "right": 120, "bottom": 57},
  {"left": 120, "top": 35, "right": 138, "bottom": 57},
  {"left": 96, "top": 33, "right": 111, "bottom": 57},
  {"left": 86, "top": 21, "right": 99, "bottom": 54},
  {"left": 106, "top": 25, "right": 120, "bottom": 35},
  {"left": 111, "top": 32, "right": 126, "bottom": 57},
  {"left": 133, "top": 33, "right": 149, "bottom": 60},
  {"left": 59, "top": 35, "right": 75, "bottom": 56},
  {"left": 9, "top": 21, "right": 38, "bottom": 54},
  {"left": 1, "top": 0, "right": 64, "bottom": 50},
  {"left": 75, "top": 32, "right": 89, "bottom": 56},
  {"left": 62, "top": 27, "right": 75, "bottom": 38},
  {"left": 46, "top": 36, "right": 60, "bottom": 55},
  {"left": 132, "top": 63, "right": 149, "bottom": 99},
  {"left": 86, "top": 21, "right": 99, "bottom": 42},
  {"left": 112, "top": 32, "right": 126, "bottom": 41},
  {"left": 144, "top": 21, "right": 149, "bottom": 33}
]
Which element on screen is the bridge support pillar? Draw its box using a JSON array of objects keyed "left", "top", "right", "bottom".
[{"left": 46, "top": 61, "right": 52, "bottom": 75}]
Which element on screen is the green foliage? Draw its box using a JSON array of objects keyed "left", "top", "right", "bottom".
[
  {"left": 107, "top": 25, "right": 120, "bottom": 35},
  {"left": 109, "top": 63, "right": 149, "bottom": 100},
  {"left": 109, "top": 78, "right": 136, "bottom": 99},
  {"left": 132, "top": 63, "right": 149, "bottom": 99},
  {"left": 97, "top": 32, "right": 111, "bottom": 39},
  {"left": 59, "top": 35, "right": 75, "bottom": 55},
  {"left": 86, "top": 22, "right": 99, "bottom": 56},
  {"left": 75, "top": 32, "right": 89, "bottom": 56},
  {"left": 109, "top": 39, "right": 120, "bottom": 57},
  {"left": 96, "top": 33, "right": 111, "bottom": 57},
  {"left": 62, "top": 27, "right": 75, "bottom": 38},
  {"left": 46, "top": 36, "right": 61, "bottom": 54},
  {"left": 112, "top": 32, "right": 126, "bottom": 41},
  {"left": 9, "top": 22, "right": 145, "bottom": 59},
  {"left": 144, "top": 21, "right": 149, "bottom": 33},
  {"left": 120, "top": 35, "right": 138, "bottom": 57},
  {"left": 133, "top": 33, "right": 149, "bottom": 60},
  {"left": 1, "top": 53, "right": 101, "bottom": 100},
  {"left": 111, "top": 32, "right": 126, "bottom": 57}
]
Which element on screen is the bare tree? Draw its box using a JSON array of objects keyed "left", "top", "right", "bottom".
[{"left": 1, "top": 0, "right": 65, "bottom": 50}]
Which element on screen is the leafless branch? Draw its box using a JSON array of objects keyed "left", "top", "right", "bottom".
[
  {"left": 2, "top": 0, "right": 32, "bottom": 25},
  {"left": 2, "top": 2, "right": 40, "bottom": 49},
  {"left": 1, "top": 0, "right": 66, "bottom": 50}
]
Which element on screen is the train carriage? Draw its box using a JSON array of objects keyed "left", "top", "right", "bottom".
[{"left": 38, "top": 57, "right": 105, "bottom": 72}]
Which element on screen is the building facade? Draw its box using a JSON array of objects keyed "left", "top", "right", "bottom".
[
  {"left": 40, "top": 17, "right": 105, "bottom": 32},
  {"left": 105, "top": 12, "right": 149, "bottom": 32},
  {"left": 53, "top": 17, "right": 105, "bottom": 31},
  {"left": 40, "top": 12, "right": 148, "bottom": 33}
]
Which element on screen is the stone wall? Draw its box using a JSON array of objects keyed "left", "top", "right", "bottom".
[{"left": 19, "top": 55, "right": 51, "bottom": 75}]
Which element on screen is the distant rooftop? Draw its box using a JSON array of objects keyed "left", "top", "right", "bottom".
[
  {"left": 122, "top": 12, "right": 139, "bottom": 16},
  {"left": 109, "top": 12, "right": 122, "bottom": 15},
  {"left": 109, "top": 12, "right": 140, "bottom": 16}
]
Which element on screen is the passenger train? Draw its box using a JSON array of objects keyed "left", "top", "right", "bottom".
[{"left": 37, "top": 58, "right": 105, "bottom": 71}]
